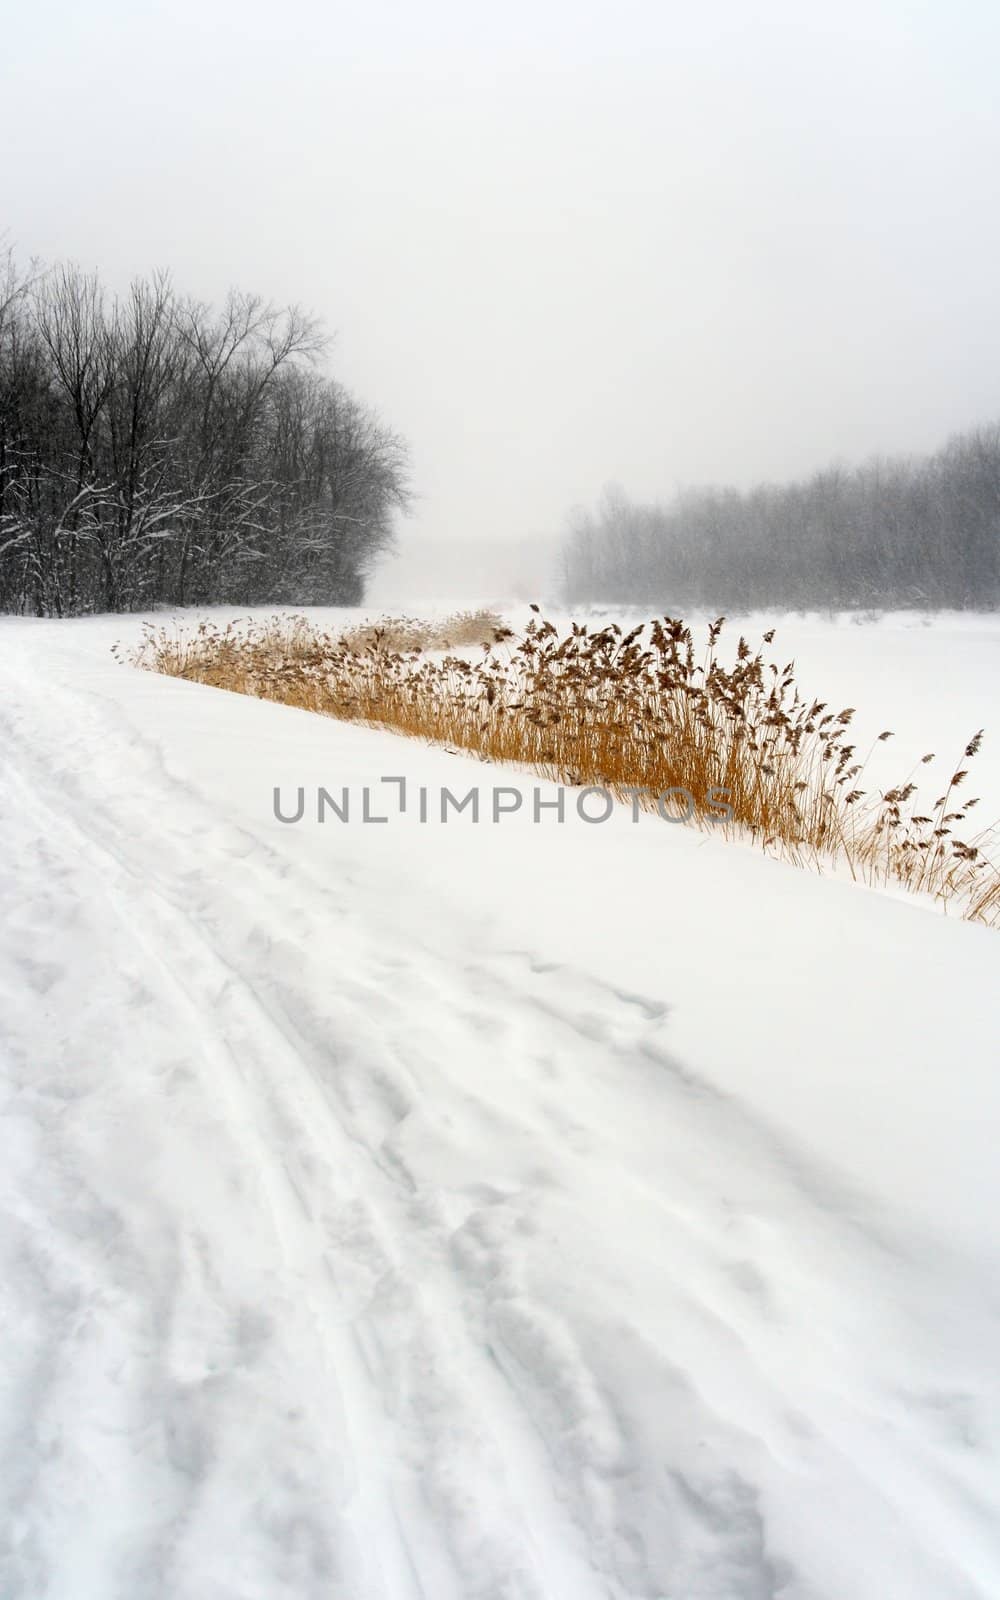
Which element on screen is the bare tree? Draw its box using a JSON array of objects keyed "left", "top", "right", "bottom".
[
  {"left": 0, "top": 245, "right": 410, "bottom": 615},
  {"left": 561, "top": 430, "right": 1000, "bottom": 611}
]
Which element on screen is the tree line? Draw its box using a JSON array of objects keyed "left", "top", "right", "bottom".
[
  {"left": 0, "top": 245, "right": 410, "bottom": 615},
  {"left": 561, "top": 425, "right": 1000, "bottom": 610}
]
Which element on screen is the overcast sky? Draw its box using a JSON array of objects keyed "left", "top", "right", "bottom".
[{"left": 3, "top": 0, "right": 999, "bottom": 591}]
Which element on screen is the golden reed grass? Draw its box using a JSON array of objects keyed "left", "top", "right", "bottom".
[
  {"left": 122, "top": 609, "right": 1000, "bottom": 926},
  {"left": 334, "top": 608, "right": 504, "bottom": 654}
]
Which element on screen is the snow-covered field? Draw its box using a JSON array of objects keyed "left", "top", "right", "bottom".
[{"left": 2, "top": 606, "right": 999, "bottom": 1600}]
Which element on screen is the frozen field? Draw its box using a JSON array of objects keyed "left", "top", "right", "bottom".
[{"left": 1, "top": 605, "right": 999, "bottom": 1600}]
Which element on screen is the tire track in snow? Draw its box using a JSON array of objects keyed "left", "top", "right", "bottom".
[{"left": 0, "top": 669, "right": 616, "bottom": 1597}]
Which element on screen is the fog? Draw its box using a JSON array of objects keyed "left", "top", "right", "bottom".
[{"left": 3, "top": 0, "right": 999, "bottom": 593}]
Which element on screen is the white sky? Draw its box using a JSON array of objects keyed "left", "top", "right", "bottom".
[{"left": 3, "top": 0, "right": 999, "bottom": 588}]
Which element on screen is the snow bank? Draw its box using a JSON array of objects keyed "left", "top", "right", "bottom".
[{"left": 1, "top": 609, "right": 998, "bottom": 1600}]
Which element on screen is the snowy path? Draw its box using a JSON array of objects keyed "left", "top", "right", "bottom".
[{"left": 1, "top": 617, "right": 999, "bottom": 1600}]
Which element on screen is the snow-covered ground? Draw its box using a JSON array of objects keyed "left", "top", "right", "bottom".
[{"left": 1, "top": 607, "right": 999, "bottom": 1600}]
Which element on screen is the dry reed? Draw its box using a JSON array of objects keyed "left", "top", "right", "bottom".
[
  {"left": 335, "top": 608, "right": 503, "bottom": 654},
  {"left": 121, "top": 609, "right": 1000, "bottom": 926}
]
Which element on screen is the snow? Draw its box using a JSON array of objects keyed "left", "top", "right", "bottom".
[{"left": 1, "top": 607, "right": 999, "bottom": 1600}]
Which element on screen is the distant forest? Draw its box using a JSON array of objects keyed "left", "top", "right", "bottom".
[
  {"left": 0, "top": 246, "right": 409, "bottom": 616},
  {"left": 561, "top": 425, "right": 1000, "bottom": 611}
]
